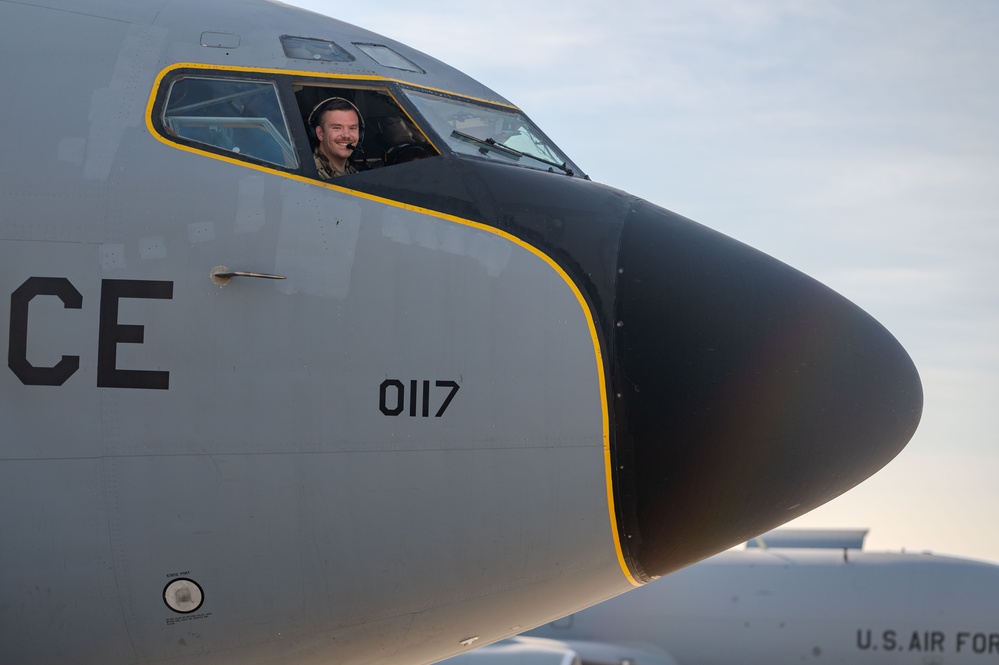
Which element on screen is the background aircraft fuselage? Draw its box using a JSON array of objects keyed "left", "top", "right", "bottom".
[{"left": 527, "top": 542, "right": 999, "bottom": 664}]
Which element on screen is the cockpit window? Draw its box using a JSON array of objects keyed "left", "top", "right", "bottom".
[
  {"left": 281, "top": 35, "right": 354, "bottom": 63},
  {"left": 153, "top": 68, "right": 581, "bottom": 183},
  {"left": 353, "top": 43, "right": 424, "bottom": 74},
  {"left": 162, "top": 77, "right": 298, "bottom": 168},
  {"left": 293, "top": 83, "right": 438, "bottom": 172},
  {"left": 402, "top": 89, "right": 583, "bottom": 177}
]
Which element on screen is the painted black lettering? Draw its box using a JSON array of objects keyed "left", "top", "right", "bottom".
[
  {"left": 857, "top": 629, "right": 872, "bottom": 650},
  {"left": 883, "top": 630, "right": 897, "bottom": 651},
  {"left": 8, "top": 277, "right": 83, "bottom": 386},
  {"left": 957, "top": 632, "right": 970, "bottom": 652},
  {"left": 908, "top": 630, "right": 944, "bottom": 652},
  {"left": 379, "top": 379, "right": 405, "bottom": 416},
  {"left": 434, "top": 380, "right": 460, "bottom": 417},
  {"left": 991, "top": 633, "right": 999, "bottom": 654},
  {"left": 379, "top": 378, "right": 461, "bottom": 417},
  {"left": 97, "top": 279, "right": 173, "bottom": 390},
  {"left": 974, "top": 633, "right": 987, "bottom": 654}
]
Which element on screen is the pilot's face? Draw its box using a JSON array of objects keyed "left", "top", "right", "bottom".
[{"left": 316, "top": 109, "right": 360, "bottom": 162}]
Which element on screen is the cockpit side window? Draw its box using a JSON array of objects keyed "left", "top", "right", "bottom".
[
  {"left": 162, "top": 77, "right": 299, "bottom": 168},
  {"left": 294, "top": 83, "right": 438, "bottom": 173},
  {"left": 154, "top": 67, "right": 584, "bottom": 184}
]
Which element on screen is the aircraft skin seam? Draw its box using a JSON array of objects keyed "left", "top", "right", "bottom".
[
  {"left": 142, "top": 62, "right": 640, "bottom": 588},
  {"left": 0, "top": 443, "right": 608, "bottom": 463}
]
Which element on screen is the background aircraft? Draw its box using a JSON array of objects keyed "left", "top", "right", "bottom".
[
  {"left": 444, "top": 529, "right": 999, "bottom": 664},
  {"left": 0, "top": 0, "right": 921, "bottom": 664}
]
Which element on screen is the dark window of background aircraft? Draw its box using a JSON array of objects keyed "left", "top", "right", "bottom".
[
  {"left": 162, "top": 77, "right": 299, "bottom": 168},
  {"left": 353, "top": 43, "right": 425, "bottom": 74},
  {"left": 281, "top": 36, "right": 354, "bottom": 63}
]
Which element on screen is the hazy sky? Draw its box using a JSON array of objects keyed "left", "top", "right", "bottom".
[{"left": 287, "top": 0, "right": 999, "bottom": 562}]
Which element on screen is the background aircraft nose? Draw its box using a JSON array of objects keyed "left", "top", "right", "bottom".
[{"left": 611, "top": 200, "right": 922, "bottom": 580}]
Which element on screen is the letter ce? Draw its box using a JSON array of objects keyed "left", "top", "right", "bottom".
[{"left": 8, "top": 276, "right": 173, "bottom": 389}]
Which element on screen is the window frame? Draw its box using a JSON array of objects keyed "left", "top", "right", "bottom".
[
  {"left": 290, "top": 79, "right": 439, "bottom": 174},
  {"left": 148, "top": 65, "right": 583, "bottom": 182},
  {"left": 150, "top": 68, "right": 310, "bottom": 174},
  {"left": 397, "top": 84, "right": 585, "bottom": 178}
]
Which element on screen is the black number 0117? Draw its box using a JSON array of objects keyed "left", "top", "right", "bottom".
[{"left": 379, "top": 379, "right": 460, "bottom": 417}]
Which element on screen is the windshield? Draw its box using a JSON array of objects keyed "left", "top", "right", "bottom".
[{"left": 403, "top": 89, "right": 583, "bottom": 177}]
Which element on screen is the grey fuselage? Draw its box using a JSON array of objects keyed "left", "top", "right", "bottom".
[
  {"left": 0, "top": 1, "right": 922, "bottom": 664},
  {"left": 527, "top": 544, "right": 999, "bottom": 665}
]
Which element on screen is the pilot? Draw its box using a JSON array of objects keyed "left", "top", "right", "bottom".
[{"left": 309, "top": 97, "right": 363, "bottom": 179}]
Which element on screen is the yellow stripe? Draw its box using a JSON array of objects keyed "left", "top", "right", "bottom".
[{"left": 144, "top": 62, "right": 639, "bottom": 587}]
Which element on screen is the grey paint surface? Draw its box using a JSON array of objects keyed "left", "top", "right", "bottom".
[
  {"left": 0, "top": 1, "right": 925, "bottom": 663},
  {"left": 525, "top": 544, "right": 999, "bottom": 665},
  {"left": 0, "top": 1, "right": 629, "bottom": 663}
]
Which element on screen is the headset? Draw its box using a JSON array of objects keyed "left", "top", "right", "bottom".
[{"left": 308, "top": 96, "right": 365, "bottom": 151}]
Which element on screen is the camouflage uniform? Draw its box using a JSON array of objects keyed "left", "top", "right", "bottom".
[{"left": 314, "top": 147, "right": 357, "bottom": 179}]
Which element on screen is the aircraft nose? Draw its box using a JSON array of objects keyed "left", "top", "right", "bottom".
[{"left": 611, "top": 200, "right": 922, "bottom": 580}]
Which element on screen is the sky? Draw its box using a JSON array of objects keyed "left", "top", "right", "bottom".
[{"left": 286, "top": 0, "right": 999, "bottom": 562}]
